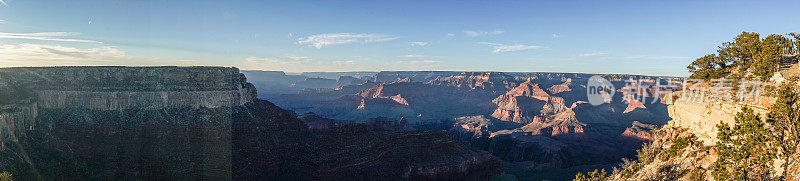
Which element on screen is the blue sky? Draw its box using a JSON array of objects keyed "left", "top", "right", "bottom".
[{"left": 0, "top": 0, "right": 797, "bottom": 76}]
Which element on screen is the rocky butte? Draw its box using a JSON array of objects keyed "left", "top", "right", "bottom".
[{"left": 0, "top": 66, "right": 499, "bottom": 180}]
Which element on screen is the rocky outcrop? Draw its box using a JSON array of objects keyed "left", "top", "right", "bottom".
[
  {"left": 620, "top": 121, "right": 657, "bottom": 141},
  {"left": 666, "top": 92, "right": 771, "bottom": 145},
  {"left": 491, "top": 80, "right": 567, "bottom": 124},
  {"left": 546, "top": 78, "right": 573, "bottom": 94}
]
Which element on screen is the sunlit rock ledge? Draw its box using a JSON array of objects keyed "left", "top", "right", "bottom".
[{"left": 665, "top": 91, "right": 774, "bottom": 145}]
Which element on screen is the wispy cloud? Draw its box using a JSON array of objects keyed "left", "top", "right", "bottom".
[
  {"left": 578, "top": 52, "right": 608, "bottom": 57},
  {"left": 395, "top": 60, "right": 443, "bottom": 69},
  {"left": 410, "top": 41, "right": 429, "bottom": 47},
  {"left": 287, "top": 56, "right": 311, "bottom": 60},
  {"left": 463, "top": 30, "right": 504, "bottom": 37},
  {"left": 0, "top": 43, "right": 126, "bottom": 67},
  {"left": 599, "top": 55, "right": 689, "bottom": 60},
  {"left": 0, "top": 32, "right": 101, "bottom": 43},
  {"left": 246, "top": 56, "right": 311, "bottom": 64},
  {"left": 0, "top": 20, "right": 6, "bottom": 24},
  {"left": 402, "top": 54, "right": 430, "bottom": 58},
  {"left": 243, "top": 56, "right": 363, "bottom": 72},
  {"left": 481, "top": 42, "right": 543, "bottom": 53},
  {"left": 297, "top": 33, "right": 399, "bottom": 49},
  {"left": 552, "top": 34, "right": 561, "bottom": 39}
]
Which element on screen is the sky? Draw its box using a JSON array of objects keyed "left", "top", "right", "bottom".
[{"left": 0, "top": 0, "right": 798, "bottom": 76}]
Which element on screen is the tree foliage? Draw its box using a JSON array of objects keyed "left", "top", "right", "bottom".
[
  {"left": 713, "top": 107, "right": 776, "bottom": 180},
  {"left": 790, "top": 33, "right": 800, "bottom": 54},
  {"left": 766, "top": 83, "right": 800, "bottom": 176},
  {"left": 687, "top": 54, "right": 729, "bottom": 79},
  {"left": 688, "top": 32, "right": 797, "bottom": 80}
]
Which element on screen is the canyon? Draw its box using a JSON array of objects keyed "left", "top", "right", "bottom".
[
  {"left": 248, "top": 70, "right": 683, "bottom": 180},
  {"left": 0, "top": 66, "right": 695, "bottom": 180},
  {"left": 0, "top": 67, "right": 498, "bottom": 180}
]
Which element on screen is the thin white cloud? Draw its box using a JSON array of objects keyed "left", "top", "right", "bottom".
[
  {"left": 287, "top": 56, "right": 311, "bottom": 60},
  {"left": 297, "top": 33, "right": 399, "bottom": 49},
  {"left": 402, "top": 54, "right": 429, "bottom": 58},
  {"left": 599, "top": 55, "right": 689, "bottom": 60},
  {"left": 552, "top": 33, "right": 560, "bottom": 39},
  {"left": 0, "top": 32, "right": 101, "bottom": 43},
  {"left": 481, "top": 42, "right": 543, "bottom": 53},
  {"left": 578, "top": 52, "right": 608, "bottom": 57},
  {"left": 446, "top": 33, "right": 455, "bottom": 37},
  {"left": 0, "top": 20, "right": 6, "bottom": 24},
  {"left": 246, "top": 56, "right": 310, "bottom": 64},
  {"left": 242, "top": 56, "right": 362, "bottom": 72},
  {"left": 410, "top": 41, "right": 429, "bottom": 47},
  {"left": 463, "top": 30, "right": 504, "bottom": 37},
  {"left": 395, "top": 60, "right": 443, "bottom": 69},
  {"left": 0, "top": 43, "right": 126, "bottom": 67}
]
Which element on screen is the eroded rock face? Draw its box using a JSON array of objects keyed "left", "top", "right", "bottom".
[{"left": 667, "top": 92, "right": 771, "bottom": 145}]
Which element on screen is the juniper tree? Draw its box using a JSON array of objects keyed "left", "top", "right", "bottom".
[
  {"left": 688, "top": 54, "right": 729, "bottom": 79},
  {"left": 766, "top": 83, "right": 800, "bottom": 177},
  {"left": 753, "top": 34, "right": 793, "bottom": 80},
  {"left": 688, "top": 32, "right": 797, "bottom": 80},
  {"left": 713, "top": 107, "right": 776, "bottom": 180}
]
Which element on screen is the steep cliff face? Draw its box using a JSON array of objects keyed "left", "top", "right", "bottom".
[
  {"left": 0, "top": 102, "right": 37, "bottom": 150},
  {"left": 666, "top": 92, "right": 771, "bottom": 145},
  {"left": 0, "top": 66, "right": 260, "bottom": 180}
]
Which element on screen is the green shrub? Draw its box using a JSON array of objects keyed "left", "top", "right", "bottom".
[
  {"left": 0, "top": 171, "right": 13, "bottom": 181},
  {"left": 573, "top": 169, "right": 607, "bottom": 181}
]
